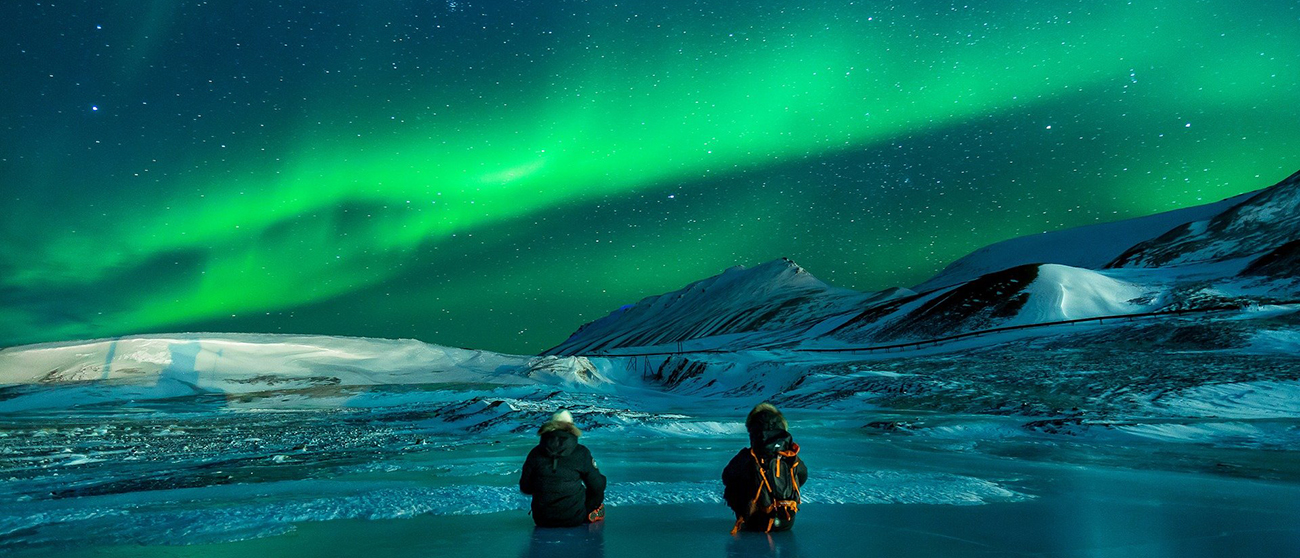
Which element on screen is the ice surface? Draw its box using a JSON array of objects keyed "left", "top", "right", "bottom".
[
  {"left": 3, "top": 316, "right": 1300, "bottom": 554},
  {"left": 0, "top": 416, "right": 1031, "bottom": 550}
]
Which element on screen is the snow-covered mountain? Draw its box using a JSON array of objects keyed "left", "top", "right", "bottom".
[
  {"left": 1241, "top": 239, "right": 1300, "bottom": 279},
  {"left": 0, "top": 334, "right": 603, "bottom": 413},
  {"left": 543, "top": 258, "right": 910, "bottom": 355},
  {"left": 546, "top": 257, "right": 1173, "bottom": 352},
  {"left": 1109, "top": 170, "right": 1300, "bottom": 268},
  {"left": 548, "top": 170, "right": 1300, "bottom": 354},
  {"left": 827, "top": 263, "right": 1159, "bottom": 343},
  {"left": 914, "top": 193, "right": 1252, "bottom": 292}
]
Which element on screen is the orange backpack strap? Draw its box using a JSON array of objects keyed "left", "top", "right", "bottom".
[
  {"left": 790, "top": 460, "right": 802, "bottom": 501},
  {"left": 731, "top": 449, "right": 776, "bottom": 534},
  {"left": 748, "top": 449, "right": 775, "bottom": 510}
]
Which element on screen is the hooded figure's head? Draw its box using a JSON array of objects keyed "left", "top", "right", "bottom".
[
  {"left": 548, "top": 409, "right": 574, "bottom": 425},
  {"left": 538, "top": 409, "right": 581, "bottom": 458},
  {"left": 746, "top": 402, "right": 793, "bottom": 456}
]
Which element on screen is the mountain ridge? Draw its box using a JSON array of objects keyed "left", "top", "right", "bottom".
[{"left": 546, "top": 169, "right": 1300, "bottom": 355}]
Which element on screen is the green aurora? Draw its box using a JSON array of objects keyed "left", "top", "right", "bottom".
[{"left": 2, "top": 0, "right": 1298, "bottom": 353}]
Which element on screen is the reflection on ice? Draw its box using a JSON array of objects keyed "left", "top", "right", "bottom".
[
  {"left": 522, "top": 524, "right": 605, "bottom": 558},
  {"left": 724, "top": 531, "right": 801, "bottom": 558}
]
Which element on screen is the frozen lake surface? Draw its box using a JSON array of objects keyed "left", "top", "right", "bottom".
[
  {"left": 3, "top": 332, "right": 1299, "bottom": 556},
  {"left": 4, "top": 410, "right": 1299, "bottom": 558}
]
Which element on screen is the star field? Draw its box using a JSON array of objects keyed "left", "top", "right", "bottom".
[{"left": 1, "top": 0, "right": 1298, "bottom": 353}]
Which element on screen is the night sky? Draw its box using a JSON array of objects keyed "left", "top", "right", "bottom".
[{"left": 2, "top": 1, "right": 1297, "bottom": 354}]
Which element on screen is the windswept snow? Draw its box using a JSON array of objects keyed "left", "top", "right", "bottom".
[
  {"left": 0, "top": 335, "right": 605, "bottom": 413},
  {"left": 1007, "top": 264, "right": 1154, "bottom": 325},
  {"left": 545, "top": 258, "right": 897, "bottom": 355},
  {"left": 1110, "top": 170, "right": 1300, "bottom": 268},
  {"left": 0, "top": 334, "right": 529, "bottom": 386},
  {"left": 1154, "top": 381, "right": 1300, "bottom": 419},
  {"left": 915, "top": 191, "right": 1253, "bottom": 292}
]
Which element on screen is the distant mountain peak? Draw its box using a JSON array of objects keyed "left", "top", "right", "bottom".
[
  {"left": 544, "top": 258, "right": 875, "bottom": 355},
  {"left": 729, "top": 257, "right": 807, "bottom": 277}
]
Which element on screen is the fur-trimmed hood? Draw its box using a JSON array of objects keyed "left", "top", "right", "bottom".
[
  {"left": 538, "top": 419, "right": 581, "bottom": 458},
  {"left": 538, "top": 419, "right": 582, "bottom": 438},
  {"left": 745, "top": 402, "right": 787, "bottom": 432}
]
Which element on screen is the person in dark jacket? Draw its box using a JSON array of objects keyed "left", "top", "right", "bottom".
[
  {"left": 520, "top": 410, "right": 607, "bottom": 527},
  {"left": 722, "top": 403, "right": 807, "bottom": 534}
]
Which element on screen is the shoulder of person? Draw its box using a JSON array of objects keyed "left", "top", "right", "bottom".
[{"left": 725, "top": 448, "right": 752, "bottom": 465}]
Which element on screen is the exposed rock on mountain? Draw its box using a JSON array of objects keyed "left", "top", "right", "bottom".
[
  {"left": 544, "top": 258, "right": 906, "bottom": 355},
  {"left": 546, "top": 170, "right": 1298, "bottom": 355},
  {"left": 1109, "top": 170, "right": 1300, "bottom": 268},
  {"left": 1241, "top": 239, "right": 1300, "bottom": 279}
]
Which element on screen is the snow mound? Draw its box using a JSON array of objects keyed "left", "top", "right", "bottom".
[
  {"left": 833, "top": 263, "right": 1159, "bottom": 343},
  {"left": 0, "top": 334, "right": 535, "bottom": 412},
  {"left": 1008, "top": 264, "right": 1154, "bottom": 325},
  {"left": 524, "top": 355, "right": 609, "bottom": 388},
  {"left": 0, "top": 334, "right": 529, "bottom": 385}
]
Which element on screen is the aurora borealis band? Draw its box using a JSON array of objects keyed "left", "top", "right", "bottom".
[{"left": 1, "top": 1, "right": 1298, "bottom": 353}]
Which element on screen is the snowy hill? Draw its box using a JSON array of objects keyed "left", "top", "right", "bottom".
[
  {"left": 919, "top": 170, "right": 1300, "bottom": 291},
  {"left": 543, "top": 258, "right": 906, "bottom": 355},
  {"left": 1241, "top": 239, "right": 1300, "bottom": 279},
  {"left": 1109, "top": 170, "right": 1300, "bottom": 268},
  {"left": 828, "top": 264, "right": 1158, "bottom": 343},
  {"left": 547, "top": 257, "right": 1177, "bottom": 352},
  {"left": 914, "top": 193, "right": 1252, "bottom": 292},
  {"left": 546, "top": 170, "right": 1299, "bottom": 354},
  {"left": 0, "top": 334, "right": 601, "bottom": 412}
]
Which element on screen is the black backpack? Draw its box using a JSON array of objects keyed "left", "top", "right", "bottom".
[{"left": 730, "top": 445, "right": 802, "bottom": 534}]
